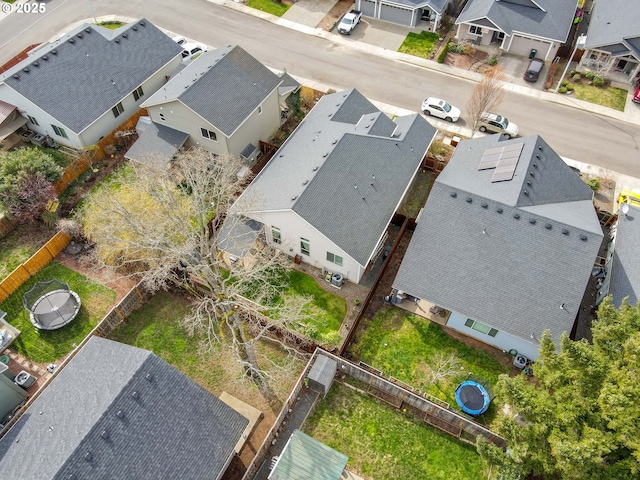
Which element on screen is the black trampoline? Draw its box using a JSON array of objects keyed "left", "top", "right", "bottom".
[{"left": 455, "top": 380, "right": 491, "bottom": 416}]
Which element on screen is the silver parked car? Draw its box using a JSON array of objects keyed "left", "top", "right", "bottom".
[{"left": 478, "top": 112, "right": 519, "bottom": 139}]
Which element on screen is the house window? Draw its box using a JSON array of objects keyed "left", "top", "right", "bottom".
[
  {"left": 132, "top": 86, "right": 144, "bottom": 101},
  {"left": 27, "top": 115, "right": 39, "bottom": 126},
  {"left": 112, "top": 102, "right": 124, "bottom": 118},
  {"left": 464, "top": 319, "right": 498, "bottom": 337},
  {"left": 200, "top": 128, "right": 217, "bottom": 142},
  {"left": 159, "top": 113, "right": 166, "bottom": 121},
  {"left": 51, "top": 124, "right": 68, "bottom": 139},
  {"left": 300, "top": 237, "right": 310, "bottom": 256},
  {"left": 469, "top": 25, "right": 483, "bottom": 36},
  {"left": 326, "top": 251, "right": 343, "bottom": 266},
  {"left": 272, "top": 227, "right": 281, "bottom": 244}
]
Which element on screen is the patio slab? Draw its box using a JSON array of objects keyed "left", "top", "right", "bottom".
[{"left": 220, "top": 391, "right": 264, "bottom": 454}]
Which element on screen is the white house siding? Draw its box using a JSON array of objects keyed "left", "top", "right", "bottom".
[
  {"left": 248, "top": 209, "right": 365, "bottom": 283},
  {"left": 0, "top": 83, "right": 82, "bottom": 149},
  {"left": 227, "top": 88, "right": 281, "bottom": 158},
  {"left": 445, "top": 311, "right": 541, "bottom": 360},
  {"left": 146, "top": 100, "right": 231, "bottom": 154}
]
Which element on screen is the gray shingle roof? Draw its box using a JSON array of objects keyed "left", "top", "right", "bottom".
[
  {"left": 218, "top": 217, "right": 262, "bottom": 258},
  {"left": 393, "top": 135, "right": 603, "bottom": 345},
  {"left": 0, "top": 336, "right": 248, "bottom": 480},
  {"left": 124, "top": 122, "right": 189, "bottom": 168},
  {"left": 584, "top": 0, "right": 640, "bottom": 57},
  {"left": 143, "top": 45, "right": 282, "bottom": 136},
  {"left": 610, "top": 204, "right": 640, "bottom": 308},
  {"left": 456, "top": 0, "right": 575, "bottom": 42},
  {"left": 0, "top": 19, "right": 183, "bottom": 134},
  {"left": 233, "top": 89, "right": 436, "bottom": 266}
]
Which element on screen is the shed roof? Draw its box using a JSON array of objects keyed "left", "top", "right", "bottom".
[
  {"left": 307, "top": 354, "right": 337, "bottom": 391},
  {"left": 393, "top": 135, "right": 603, "bottom": 345},
  {"left": 0, "top": 336, "right": 248, "bottom": 480},
  {"left": 124, "top": 122, "right": 189, "bottom": 168},
  {"left": 0, "top": 19, "right": 183, "bottom": 133},
  {"left": 269, "top": 429, "right": 348, "bottom": 480},
  {"left": 610, "top": 204, "right": 640, "bottom": 308}
]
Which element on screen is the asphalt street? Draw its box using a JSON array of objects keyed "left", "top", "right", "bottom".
[{"left": 1, "top": 0, "right": 640, "bottom": 176}]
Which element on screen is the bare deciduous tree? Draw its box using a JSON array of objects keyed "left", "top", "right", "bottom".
[
  {"left": 78, "top": 148, "right": 311, "bottom": 387},
  {"left": 467, "top": 66, "right": 506, "bottom": 136},
  {"left": 419, "top": 351, "right": 462, "bottom": 385}
]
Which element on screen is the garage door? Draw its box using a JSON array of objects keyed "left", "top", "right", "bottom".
[
  {"left": 509, "top": 35, "right": 551, "bottom": 59},
  {"left": 380, "top": 3, "right": 413, "bottom": 26},
  {"left": 359, "top": 0, "right": 376, "bottom": 17}
]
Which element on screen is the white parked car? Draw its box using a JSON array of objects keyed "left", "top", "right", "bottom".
[
  {"left": 421, "top": 97, "right": 461, "bottom": 122},
  {"left": 181, "top": 42, "right": 207, "bottom": 63},
  {"left": 172, "top": 35, "right": 186, "bottom": 45}
]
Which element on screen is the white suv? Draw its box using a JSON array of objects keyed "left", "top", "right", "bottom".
[
  {"left": 478, "top": 112, "right": 519, "bottom": 139},
  {"left": 421, "top": 97, "right": 461, "bottom": 122},
  {"left": 181, "top": 42, "right": 207, "bottom": 63}
]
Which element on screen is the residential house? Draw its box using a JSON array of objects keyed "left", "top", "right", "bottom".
[
  {"left": 0, "top": 336, "right": 249, "bottom": 480},
  {"left": 596, "top": 203, "right": 640, "bottom": 307},
  {"left": 355, "top": 0, "right": 448, "bottom": 30},
  {"left": 127, "top": 45, "right": 299, "bottom": 168},
  {"left": 230, "top": 89, "right": 436, "bottom": 284},
  {"left": 455, "top": 0, "right": 577, "bottom": 60},
  {"left": 578, "top": 0, "right": 640, "bottom": 84},
  {"left": 392, "top": 135, "right": 603, "bottom": 360},
  {"left": 0, "top": 19, "right": 183, "bottom": 150}
]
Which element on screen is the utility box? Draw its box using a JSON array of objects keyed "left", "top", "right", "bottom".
[{"left": 529, "top": 49, "right": 537, "bottom": 59}]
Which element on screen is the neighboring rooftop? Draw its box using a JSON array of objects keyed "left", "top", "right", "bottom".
[
  {"left": 393, "top": 134, "right": 603, "bottom": 345},
  {"left": 269, "top": 429, "right": 348, "bottom": 480},
  {"left": 124, "top": 120, "right": 189, "bottom": 168},
  {"left": 456, "top": 0, "right": 576, "bottom": 42},
  {"left": 584, "top": 0, "right": 640, "bottom": 56},
  {"left": 0, "top": 19, "right": 183, "bottom": 133},
  {"left": 232, "top": 88, "right": 436, "bottom": 266},
  {"left": 609, "top": 204, "right": 640, "bottom": 308},
  {"left": 0, "top": 336, "right": 248, "bottom": 480},
  {"left": 143, "top": 45, "right": 287, "bottom": 136},
  {"left": 384, "top": 0, "right": 448, "bottom": 14}
]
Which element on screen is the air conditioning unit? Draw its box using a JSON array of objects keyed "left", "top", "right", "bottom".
[{"left": 513, "top": 354, "right": 528, "bottom": 370}]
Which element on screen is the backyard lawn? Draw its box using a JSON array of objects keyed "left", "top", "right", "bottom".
[
  {"left": 349, "top": 307, "right": 509, "bottom": 421},
  {"left": 247, "top": 0, "right": 290, "bottom": 17},
  {"left": 305, "top": 381, "right": 488, "bottom": 480},
  {"left": 398, "top": 31, "right": 440, "bottom": 59},
  {"left": 0, "top": 262, "right": 116, "bottom": 363},
  {"left": 108, "top": 291, "right": 302, "bottom": 406},
  {"left": 0, "top": 223, "right": 57, "bottom": 279}
]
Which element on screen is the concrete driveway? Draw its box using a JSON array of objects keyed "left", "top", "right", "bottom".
[
  {"left": 499, "top": 53, "right": 546, "bottom": 91},
  {"left": 281, "top": 0, "right": 336, "bottom": 28},
  {"left": 339, "top": 17, "right": 431, "bottom": 51}
]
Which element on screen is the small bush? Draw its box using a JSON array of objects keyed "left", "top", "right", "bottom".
[
  {"left": 561, "top": 79, "right": 569, "bottom": 87},
  {"left": 568, "top": 69, "right": 577, "bottom": 77},
  {"left": 593, "top": 76, "right": 605, "bottom": 87},
  {"left": 488, "top": 56, "right": 498, "bottom": 66},
  {"left": 587, "top": 177, "right": 601, "bottom": 192},
  {"left": 572, "top": 73, "right": 581, "bottom": 82},
  {"left": 437, "top": 39, "right": 450, "bottom": 63},
  {"left": 462, "top": 44, "right": 475, "bottom": 55},
  {"left": 558, "top": 87, "right": 568, "bottom": 94},
  {"left": 566, "top": 83, "right": 574, "bottom": 91},
  {"left": 584, "top": 70, "right": 596, "bottom": 80}
]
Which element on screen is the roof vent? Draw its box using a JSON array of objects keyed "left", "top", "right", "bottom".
[
  {"left": 302, "top": 180, "right": 309, "bottom": 185},
  {"left": 332, "top": 139, "right": 338, "bottom": 144},
  {"left": 145, "top": 373, "right": 153, "bottom": 381},
  {"left": 365, "top": 125, "right": 370, "bottom": 128},
  {"left": 370, "top": 117, "right": 375, "bottom": 121},
  {"left": 42, "top": 55, "right": 48, "bottom": 60},
  {"left": 323, "top": 153, "right": 328, "bottom": 157},
  {"left": 450, "top": 192, "right": 457, "bottom": 198},
  {"left": 68, "top": 38, "right": 75, "bottom": 44},
  {"left": 114, "top": 38, "right": 120, "bottom": 43},
  {"left": 481, "top": 202, "right": 488, "bottom": 208},
  {"left": 122, "top": 33, "right": 128, "bottom": 38},
  {"left": 513, "top": 213, "right": 520, "bottom": 219},
  {"left": 580, "top": 234, "right": 588, "bottom": 241},
  {"left": 523, "top": 190, "right": 529, "bottom": 196},
  {"left": 84, "top": 452, "right": 93, "bottom": 462},
  {"left": 23, "top": 67, "right": 29, "bottom": 73},
  {"left": 526, "top": 181, "right": 532, "bottom": 186},
  {"left": 538, "top": 146, "right": 543, "bottom": 151},
  {"left": 312, "top": 166, "right": 319, "bottom": 171},
  {"left": 85, "top": 27, "right": 91, "bottom": 33},
  {"left": 328, "top": 113, "right": 332, "bottom": 117},
  {"left": 466, "top": 197, "right": 472, "bottom": 203},
  {"left": 139, "top": 20, "right": 146, "bottom": 26},
  {"left": 562, "top": 229, "right": 569, "bottom": 235},
  {"left": 291, "top": 196, "right": 297, "bottom": 201},
  {"left": 77, "top": 33, "right": 83, "bottom": 38},
  {"left": 52, "top": 49, "right": 57, "bottom": 55},
  {"left": 131, "top": 391, "right": 139, "bottom": 400},
  {"left": 532, "top": 162, "right": 538, "bottom": 168},
  {"left": 529, "top": 171, "right": 535, "bottom": 177},
  {"left": 496, "top": 207, "right": 503, "bottom": 213},
  {"left": 529, "top": 218, "right": 536, "bottom": 224},
  {"left": 12, "top": 74, "right": 19, "bottom": 79},
  {"left": 101, "top": 430, "right": 109, "bottom": 440},
  {"left": 33, "top": 61, "right": 39, "bottom": 67},
  {"left": 545, "top": 223, "right": 552, "bottom": 230},
  {"left": 132, "top": 25, "right": 138, "bottom": 31},
  {"left": 116, "top": 410, "right": 125, "bottom": 419},
  {"left": 279, "top": 154, "right": 284, "bottom": 157}
]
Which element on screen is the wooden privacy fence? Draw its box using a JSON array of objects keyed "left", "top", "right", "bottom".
[
  {"left": 0, "top": 231, "right": 71, "bottom": 302},
  {"left": 53, "top": 109, "right": 147, "bottom": 195},
  {"left": 0, "top": 215, "right": 16, "bottom": 240}
]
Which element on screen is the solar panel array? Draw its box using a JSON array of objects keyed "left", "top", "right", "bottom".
[{"left": 477, "top": 143, "right": 524, "bottom": 183}]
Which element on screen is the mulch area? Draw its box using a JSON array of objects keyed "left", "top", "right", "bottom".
[
  {"left": 445, "top": 50, "right": 489, "bottom": 70},
  {"left": 318, "top": 0, "right": 354, "bottom": 31}
]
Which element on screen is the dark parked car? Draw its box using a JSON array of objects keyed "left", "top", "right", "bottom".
[{"left": 523, "top": 58, "right": 544, "bottom": 82}]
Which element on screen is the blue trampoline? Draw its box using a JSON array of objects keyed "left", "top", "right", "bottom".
[{"left": 455, "top": 380, "right": 491, "bottom": 416}]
